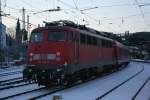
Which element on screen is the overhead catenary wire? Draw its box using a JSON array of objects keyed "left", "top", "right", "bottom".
[
  {"left": 21, "top": 0, "right": 41, "bottom": 11},
  {"left": 103, "top": 11, "right": 150, "bottom": 21},
  {"left": 1, "top": 3, "right": 52, "bottom": 24},
  {"left": 61, "top": 8, "right": 114, "bottom": 32},
  {"left": 5, "top": 15, "right": 37, "bottom": 27},
  {"left": 2, "top": 0, "right": 150, "bottom": 33},
  {"left": 20, "top": 0, "right": 60, "bottom": 23},
  {"left": 57, "top": 0, "right": 118, "bottom": 32},
  {"left": 80, "top": 6, "right": 98, "bottom": 12},
  {"left": 32, "top": 6, "right": 61, "bottom": 15},
  {"left": 2, "top": 4, "right": 37, "bottom": 13},
  {"left": 134, "top": 0, "right": 150, "bottom": 31},
  {"left": 72, "top": 0, "right": 78, "bottom": 9},
  {"left": 97, "top": 3, "right": 137, "bottom": 7},
  {"left": 6, "top": 0, "right": 149, "bottom": 25}
]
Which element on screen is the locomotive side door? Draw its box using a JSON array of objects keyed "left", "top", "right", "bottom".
[
  {"left": 113, "top": 42, "right": 118, "bottom": 65},
  {"left": 72, "top": 32, "right": 79, "bottom": 64}
]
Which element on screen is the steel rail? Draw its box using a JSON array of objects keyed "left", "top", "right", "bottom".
[{"left": 96, "top": 65, "right": 144, "bottom": 100}]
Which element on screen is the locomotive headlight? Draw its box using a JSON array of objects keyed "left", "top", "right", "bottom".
[
  {"left": 29, "top": 53, "right": 33, "bottom": 56},
  {"left": 56, "top": 52, "right": 61, "bottom": 61},
  {"left": 56, "top": 52, "right": 60, "bottom": 56},
  {"left": 29, "top": 53, "right": 33, "bottom": 61}
]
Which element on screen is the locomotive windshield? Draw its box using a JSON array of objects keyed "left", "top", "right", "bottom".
[
  {"left": 48, "top": 32, "right": 67, "bottom": 41},
  {"left": 30, "top": 32, "right": 43, "bottom": 43}
]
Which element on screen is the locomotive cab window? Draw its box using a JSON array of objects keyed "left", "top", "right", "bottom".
[
  {"left": 48, "top": 32, "right": 67, "bottom": 41},
  {"left": 31, "top": 32, "right": 43, "bottom": 43}
]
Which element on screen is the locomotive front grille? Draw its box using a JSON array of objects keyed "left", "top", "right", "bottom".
[{"left": 41, "top": 54, "right": 48, "bottom": 60}]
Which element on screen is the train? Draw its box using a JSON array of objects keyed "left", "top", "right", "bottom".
[{"left": 23, "top": 20, "right": 130, "bottom": 86}]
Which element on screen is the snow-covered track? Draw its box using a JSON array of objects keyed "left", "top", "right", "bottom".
[
  {"left": 0, "top": 70, "right": 22, "bottom": 77},
  {"left": 96, "top": 65, "right": 144, "bottom": 100},
  {"left": 131, "top": 76, "right": 150, "bottom": 100},
  {"left": 28, "top": 69, "right": 126, "bottom": 100},
  {"left": 0, "top": 66, "right": 24, "bottom": 72},
  {"left": 27, "top": 86, "right": 66, "bottom": 100},
  {"left": 0, "top": 84, "right": 45, "bottom": 100},
  {"left": 0, "top": 82, "right": 32, "bottom": 91},
  {"left": 0, "top": 77, "right": 23, "bottom": 86},
  {"left": 131, "top": 59, "right": 150, "bottom": 63}
]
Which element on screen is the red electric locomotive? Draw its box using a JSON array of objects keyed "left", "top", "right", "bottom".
[{"left": 23, "top": 20, "right": 130, "bottom": 86}]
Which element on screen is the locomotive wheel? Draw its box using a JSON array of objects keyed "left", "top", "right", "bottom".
[{"left": 62, "top": 75, "right": 74, "bottom": 86}]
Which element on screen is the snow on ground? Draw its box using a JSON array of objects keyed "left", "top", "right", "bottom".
[
  {"left": 7, "top": 88, "right": 49, "bottom": 100},
  {"left": 0, "top": 65, "right": 24, "bottom": 72},
  {"left": 0, "top": 65, "right": 24, "bottom": 82},
  {"left": 0, "top": 73, "right": 22, "bottom": 82},
  {"left": 135, "top": 63, "right": 150, "bottom": 100},
  {"left": 0, "top": 81, "right": 27, "bottom": 89},
  {"left": 0, "top": 68, "right": 22, "bottom": 75},
  {"left": 7, "top": 87, "right": 58, "bottom": 100},
  {"left": 0, "top": 84, "right": 43, "bottom": 99},
  {"left": 38, "top": 62, "right": 150, "bottom": 100},
  {"left": 102, "top": 63, "right": 150, "bottom": 100}
]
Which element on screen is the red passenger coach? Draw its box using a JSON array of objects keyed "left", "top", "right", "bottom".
[
  {"left": 114, "top": 41, "right": 130, "bottom": 65},
  {"left": 23, "top": 20, "right": 130, "bottom": 86}
]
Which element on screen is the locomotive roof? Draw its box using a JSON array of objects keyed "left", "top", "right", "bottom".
[
  {"left": 33, "top": 20, "right": 113, "bottom": 38},
  {"left": 32, "top": 25, "right": 114, "bottom": 42},
  {"left": 115, "top": 40, "right": 129, "bottom": 50},
  {"left": 32, "top": 20, "right": 129, "bottom": 45},
  {"left": 32, "top": 25, "right": 129, "bottom": 50}
]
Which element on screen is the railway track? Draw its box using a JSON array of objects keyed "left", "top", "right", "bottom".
[
  {"left": 131, "top": 76, "right": 150, "bottom": 100},
  {"left": 0, "top": 63, "right": 145, "bottom": 100},
  {"left": 0, "top": 70, "right": 22, "bottom": 77},
  {"left": 0, "top": 82, "right": 32, "bottom": 91},
  {"left": 95, "top": 65, "right": 144, "bottom": 100},
  {"left": 26, "top": 66, "right": 128, "bottom": 100},
  {"left": 28, "top": 86, "right": 66, "bottom": 100},
  {"left": 0, "top": 67, "right": 18, "bottom": 72},
  {"left": 0, "top": 77, "right": 23, "bottom": 86},
  {"left": 0, "top": 77, "right": 96, "bottom": 100},
  {"left": 26, "top": 64, "right": 139, "bottom": 100},
  {"left": 131, "top": 59, "right": 150, "bottom": 64},
  {"left": 0, "top": 66, "right": 24, "bottom": 72},
  {"left": 0, "top": 68, "right": 118, "bottom": 100},
  {"left": 0, "top": 84, "right": 45, "bottom": 100}
]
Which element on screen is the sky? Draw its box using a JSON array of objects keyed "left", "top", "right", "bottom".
[{"left": 1, "top": 0, "right": 150, "bottom": 34}]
